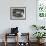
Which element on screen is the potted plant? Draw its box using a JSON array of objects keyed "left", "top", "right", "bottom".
[
  {"left": 32, "top": 24, "right": 45, "bottom": 30},
  {"left": 33, "top": 32, "right": 46, "bottom": 43}
]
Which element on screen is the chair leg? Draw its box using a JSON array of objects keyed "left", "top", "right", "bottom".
[
  {"left": 16, "top": 35, "right": 18, "bottom": 46},
  {"left": 4, "top": 33, "right": 7, "bottom": 46},
  {"left": 4, "top": 41, "right": 7, "bottom": 46}
]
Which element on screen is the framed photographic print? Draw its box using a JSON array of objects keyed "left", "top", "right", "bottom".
[
  {"left": 37, "top": 0, "right": 46, "bottom": 19},
  {"left": 10, "top": 7, "right": 26, "bottom": 20},
  {"left": 36, "top": 0, "right": 46, "bottom": 26}
]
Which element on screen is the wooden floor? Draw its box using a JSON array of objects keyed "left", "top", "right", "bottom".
[{"left": 0, "top": 42, "right": 46, "bottom": 46}]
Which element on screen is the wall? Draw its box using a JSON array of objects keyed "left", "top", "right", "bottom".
[{"left": 0, "top": 0, "right": 37, "bottom": 42}]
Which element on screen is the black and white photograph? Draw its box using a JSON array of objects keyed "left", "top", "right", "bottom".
[{"left": 10, "top": 7, "right": 26, "bottom": 20}]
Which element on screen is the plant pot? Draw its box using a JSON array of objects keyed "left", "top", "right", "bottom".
[
  {"left": 37, "top": 39, "right": 45, "bottom": 44},
  {"left": 40, "top": 39, "right": 45, "bottom": 43}
]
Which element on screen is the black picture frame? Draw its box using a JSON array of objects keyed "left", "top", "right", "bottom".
[{"left": 10, "top": 7, "right": 26, "bottom": 20}]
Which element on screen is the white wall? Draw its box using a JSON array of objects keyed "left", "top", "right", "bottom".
[
  {"left": 0, "top": 0, "right": 36, "bottom": 34},
  {"left": 0, "top": 0, "right": 37, "bottom": 42}
]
